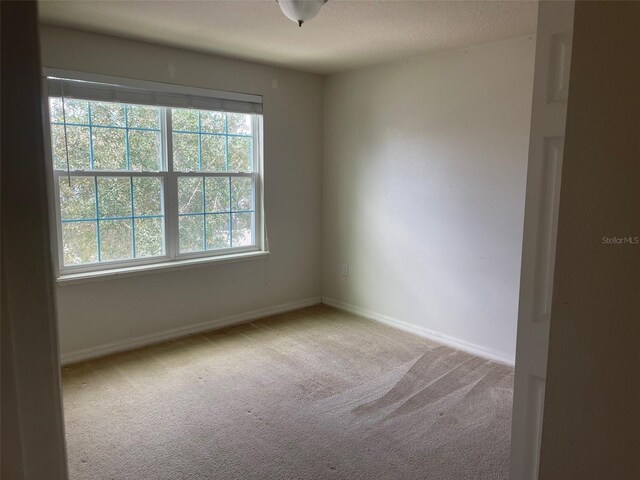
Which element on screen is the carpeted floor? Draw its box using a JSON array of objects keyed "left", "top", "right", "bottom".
[{"left": 62, "top": 305, "right": 514, "bottom": 480}]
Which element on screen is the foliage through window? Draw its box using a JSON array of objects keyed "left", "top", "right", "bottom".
[{"left": 46, "top": 79, "right": 263, "bottom": 274}]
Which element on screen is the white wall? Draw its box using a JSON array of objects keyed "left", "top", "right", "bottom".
[
  {"left": 322, "top": 36, "right": 536, "bottom": 363},
  {"left": 40, "top": 26, "right": 324, "bottom": 357}
]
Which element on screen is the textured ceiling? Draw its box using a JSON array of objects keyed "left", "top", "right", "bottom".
[{"left": 38, "top": 0, "right": 538, "bottom": 74}]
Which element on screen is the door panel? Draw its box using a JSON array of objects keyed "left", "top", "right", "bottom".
[{"left": 509, "top": 2, "right": 575, "bottom": 479}]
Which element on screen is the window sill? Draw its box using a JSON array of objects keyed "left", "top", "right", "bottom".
[{"left": 56, "top": 250, "right": 270, "bottom": 286}]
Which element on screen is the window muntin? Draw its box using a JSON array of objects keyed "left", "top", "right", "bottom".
[
  {"left": 50, "top": 99, "right": 163, "bottom": 172},
  {"left": 47, "top": 91, "right": 263, "bottom": 274},
  {"left": 170, "top": 109, "right": 256, "bottom": 254},
  {"left": 57, "top": 175, "right": 165, "bottom": 265},
  {"left": 176, "top": 176, "right": 255, "bottom": 253}
]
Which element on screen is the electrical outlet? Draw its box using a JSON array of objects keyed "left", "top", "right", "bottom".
[{"left": 341, "top": 263, "right": 349, "bottom": 277}]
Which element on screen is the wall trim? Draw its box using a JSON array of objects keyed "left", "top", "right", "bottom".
[
  {"left": 322, "top": 297, "right": 515, "bottom": 366},
  {"left": 61, "top": 297, "right": 322, "bottom": 366}
]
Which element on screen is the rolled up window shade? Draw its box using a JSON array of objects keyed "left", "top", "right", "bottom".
[{"left": 47, "top": 77, "right": 263, "bottom": 115}]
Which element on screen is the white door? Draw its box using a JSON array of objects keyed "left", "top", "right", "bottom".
[{"left": 509, "top": 2, "right": 575, "bottom": 479}]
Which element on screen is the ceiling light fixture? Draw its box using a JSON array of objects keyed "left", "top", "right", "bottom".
[{"left": 276, "top": 0, "right": 328, "bottom": 27}]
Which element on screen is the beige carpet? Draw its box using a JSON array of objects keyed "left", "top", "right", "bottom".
[{"left": 62, "top": 305, "right": 514, "bottom": 480}]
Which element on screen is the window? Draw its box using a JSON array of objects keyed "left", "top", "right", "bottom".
[{"left": 44, "top": 73, "right": 265, "bottom": 276}]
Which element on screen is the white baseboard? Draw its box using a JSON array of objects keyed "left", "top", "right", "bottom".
[
  {"left": 322, "top": 297, "right": 515, "bottom": 366},
  {"left": 60, "top": 297, "right": 322, "bottom": 366}
]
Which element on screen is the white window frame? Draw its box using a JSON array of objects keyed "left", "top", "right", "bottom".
[{"left": 42, "top": 69, "right": 267, "bottom": 279}]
